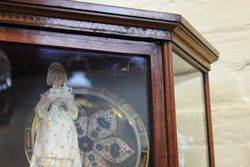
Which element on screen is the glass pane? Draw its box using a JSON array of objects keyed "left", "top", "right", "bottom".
[
  {"left": 0, "top": 43, "right": 150, "bottom": 167},
  {"left": 173, "top": 52, "right": 209, "bottom": 167}
]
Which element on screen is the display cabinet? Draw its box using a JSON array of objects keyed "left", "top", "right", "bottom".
[{"left": 0, "top": 0, "right": 219, "bottom": 167}]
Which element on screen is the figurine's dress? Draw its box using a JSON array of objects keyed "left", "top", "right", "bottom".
[{"left": 30, "top": 85, "right": 81, "bottom": 167}]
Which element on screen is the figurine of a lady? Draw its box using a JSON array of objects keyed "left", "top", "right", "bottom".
[{"left": 30, "top": 62, "right": 81, "bottom": 167}]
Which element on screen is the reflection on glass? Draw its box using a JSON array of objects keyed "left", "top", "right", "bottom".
[
  {"left": 0, "top": 49, "right": 12, "bottom": 126},
  {"left": 173, "top": 52, "right": 209, "bottom": 167},
  {"left": 72, "top": 88, "right": 149, "bottom": 166},
  {"left": 0, "top": 43, "right": 150, "bottom": 167},
  {"left": 0, "top": 49, "right": 12, "bottom": 91}
]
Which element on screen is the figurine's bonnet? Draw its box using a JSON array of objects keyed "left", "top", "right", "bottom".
[{"left": 46, "top": 62, "right": 67, "bottom": 86}]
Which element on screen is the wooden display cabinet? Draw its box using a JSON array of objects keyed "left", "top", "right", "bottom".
[{"left": 0, "top": 1, "right": 219, "bottom": 167}]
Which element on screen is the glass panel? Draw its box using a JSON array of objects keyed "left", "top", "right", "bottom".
[
  {"left": 173, "top": 52, "right": 209, "bottom": 167},
  {"left": 0, "top": 43, "right": 150, "bottom": 167}
]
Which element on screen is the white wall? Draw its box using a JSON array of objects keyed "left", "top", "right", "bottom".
[{"left": 75, "top": 0, "right": 250, "bottom": 166}]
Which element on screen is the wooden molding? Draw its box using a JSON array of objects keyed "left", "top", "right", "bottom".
[
  {"left": 0, "top": 1, "right": 218, "bottom": 166},
  {"left": 173, "top": 19, "right": 219, "bottom": 70},
  {"left": 0, "top": 0, "right": 219, "bottom": 70},
  {"left": 162, "top": 42, "right": 179, "bottom": 167},
  {"left": 0, "top": 12, "right": 171, "bottom": 40}
]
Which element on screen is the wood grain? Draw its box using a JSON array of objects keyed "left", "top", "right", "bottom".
[
  {"left": 0, "top": 1, "right": 219, "bottom": 166},
  {"left": 0, "top": 27, "right": 157, "bottom": 55},
  {"left": 0, "top": 12, "right": 171, "bottom": 40},
  {"left": 0, "top": 1, "right": 219, "bottom": 66},
  {"left": 150, "top": 46, "right": 168, "bottom": 166},
  {"left": 162, "top": 42, "right": 179, "bottom": 167},
  {"left": 204, "top": 73, "right": 215, "bottom": 167},
  {"left": 0, "top": 26, "right": 171, "bottom": 166}
]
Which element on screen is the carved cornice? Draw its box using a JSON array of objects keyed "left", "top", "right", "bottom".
[{"left": 0, "top": 12, "right": 171, "bottom": 40}]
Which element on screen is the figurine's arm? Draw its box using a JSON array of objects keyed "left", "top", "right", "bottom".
[
  {"left": 66, "top": 99, "right": 79, "bottom": 120},
  {"left": 35, "top": 92, "right": 51, "bottom": 119}
]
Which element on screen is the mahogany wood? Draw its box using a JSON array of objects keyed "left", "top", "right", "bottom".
[
  {"left": 173, "top": 44, "right": 208, "bottom": 73},
  {"left": 0, "top": 12, "right": 171, "bottom": 40},
  {"left": 204, "top": 73, "right": 216, "bottom": 167},
  {"left": 162, "top": 42, "right": 179, "bottom": 167},
  {"left": 0, "top": 27, "right": 157, "bottom": 55},
  {"left": 0, "top": 1, "right": 178, "bottom": 33},
  {"left": 171, "top": 45, "right": 216, "bottom": 166},
  {"left": 0, "top": 1, "right": 219, "bottom": 166},
  {"left": 0, "top": 26, "right": 169, "bottom": 166},
  {"left": 150, "top": 45, "right": 168, "bottom": 166},
  {"left": 0, "top": 0, "right": 219, "bottom": 71}
]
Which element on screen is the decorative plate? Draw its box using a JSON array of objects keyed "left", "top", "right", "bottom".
[{"left": 24, "top": 88, "right": 149, "bottom": 167}]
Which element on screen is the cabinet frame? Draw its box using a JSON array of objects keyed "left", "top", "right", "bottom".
[{"left": 0, "top": 1, "right": 219, "bottom": 166}]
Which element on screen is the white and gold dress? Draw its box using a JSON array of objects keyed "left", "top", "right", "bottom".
[{"left": 30, "top": 84, "right": 81, "bottom": 167}]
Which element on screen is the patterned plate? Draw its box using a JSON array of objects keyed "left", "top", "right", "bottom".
[{"left": 24, "top": 88, "right": 149, "bottom": 167}]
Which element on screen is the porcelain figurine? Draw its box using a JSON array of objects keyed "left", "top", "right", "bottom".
[{"left": 30, "top": 62, "right": 81, "bottom": 167}]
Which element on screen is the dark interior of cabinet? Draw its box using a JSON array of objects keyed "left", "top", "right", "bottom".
[{"left": 0, "top": 42, "right": 150, "bottom": 167}]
